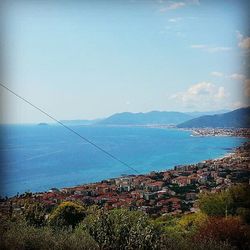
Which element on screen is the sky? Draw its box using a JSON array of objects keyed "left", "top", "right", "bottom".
[{"left": 1, "top": 0, "right": 250, "bottom": 124}]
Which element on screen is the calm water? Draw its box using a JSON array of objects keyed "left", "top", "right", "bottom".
[{"left": 0, "top": 125, "right": 246, "bottom": 197}]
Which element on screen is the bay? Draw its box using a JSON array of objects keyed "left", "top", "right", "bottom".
[{"left": 0, "top": 124, "right": 246, "bottom": 197}]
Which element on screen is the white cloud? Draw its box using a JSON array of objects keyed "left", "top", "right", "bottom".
[
  {"left": 215, "top": 86, "right": 226, "bottom": 99},
  {"left": 160, "top": 2, "right": 185, "bottom": 11},
  {"left": 236, "top": 31, "right": 250, "bottom": 49},
  {"left": 210, "top": 71, "right": 246, "bottom": 81},
  {"left": 160, "top": 0, "right": 199, "bottom": 12},
  {"left": 228, "top": 73, "right": 246, "bottom": 81},
  {"left": 168, "top": 17, "right": 182, "bottom": 22},
  {"left": 169, "top": 82, "right": 229, "bottom": 109},
  {"left": 211, "top": 71, "right": 224, "bottom": 77},
  {"left": 190, "top": 44, "right": 207, "bottom": 49},
  {"left": 190, "top": 44, "right": 231, "bottom": 53}
]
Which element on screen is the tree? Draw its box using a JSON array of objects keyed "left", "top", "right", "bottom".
[
  {"left": 81, "top": 208, "right": 161, "bottom": 250},
  {"left": 48, "top": 201, "right": 86, "bottom": 228},
  {"left": 194, "top": 216, "right": 250, "bottom": 249},
  {"left": 198, "top": 191, "right": 232, "bottom": 216},
  {"left": 198, "top": 184, "right": 250, "bottom": 222},
  {"left": 23, "top": 202, "right": 47, "bottom": 227}
]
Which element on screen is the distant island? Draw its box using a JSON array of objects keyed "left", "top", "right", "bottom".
[{"left": 38, "top": 123, "right": 49, "bottom": 126}]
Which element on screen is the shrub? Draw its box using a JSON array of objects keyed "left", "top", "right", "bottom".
[
  {"left": 198, "top": 184, "right": 250, "bottom": 222},
  {"left": 81, "top": 208, "right": 161, "bottom": 250},
  {"left": 0, "top": 219, "right": 98, "bottom": 250},
  {"left": 48, "top": 201, "right": 86, "bottom": 228},
  {"left": 194, "top": 216, "right": 250, "bottom": 249},
  {"left": 23, "top": 202, "right": 47, "bottom": 227}
]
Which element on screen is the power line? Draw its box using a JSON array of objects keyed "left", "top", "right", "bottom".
[{"left": 0, "top": 82, "right": 139, "bottom": 174}]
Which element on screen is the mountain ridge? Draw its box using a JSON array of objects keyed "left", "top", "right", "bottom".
[
  {"left": 177, "top": 107, "right": 250, "bottom": 128},
  {"left": 97, "top": 111, "right": 193, "bottom": 125}
]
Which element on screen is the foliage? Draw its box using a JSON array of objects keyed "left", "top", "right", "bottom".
[
  {"left": 194, "top": 216, "right": 250, "bottom": 249},
  {"left": 198, "top": 184, "right": 250, "bottom": 222},
  {"left": 23, "top": 202, "right": 47, "bottom": 227},
  {"left": 81, "top": 208, "right": 161, "bottom": 250},
  {"left": 1, "top": 184, "right": 250, "bottom": 249},
  {"left": 0, "top": 219, "right": 98, "bottom": 250},
  {"left": 177, "top": 211, "right": 207, "bottom": 232},
  {"left": 160, "top": 234, "right": 234, "bottom": 250},
  {"left": 154, "top": 212, "right": 207, "bottom": 245},
  {"left": 198, "top": 191, "right": 232, "bottom": 216},
  {"left": 228, "top": 184, "right": 250, "bottom": 222},
  {"left": 48, "top": 201, "right": 86, "bottom": 228}
]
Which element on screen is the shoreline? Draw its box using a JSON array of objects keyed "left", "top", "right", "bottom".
[
  {"left": 1, "top": 126, "right": 249, "bottom": 198},
  {"left": 4, "top": 140, "right": 248, "bottom": 196},
  {"left": 2, "top": 143, "right": 241, "bottom": 199},
  {"left": 58, "top": 141, "right": 243, "bottom": 189},
  {"left": 1, "top": 141, "right": 249, "bottom": 217}
]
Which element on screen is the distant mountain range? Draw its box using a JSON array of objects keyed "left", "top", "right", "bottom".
[
  {"left": 97, "top": 111, "right": 193, "bottom": 125},
  {"left": 60, "top": 107, "right": 250, "bottom": 128},
  {"left": 177, "top": 107, "right": 250, "bottom": 128}
]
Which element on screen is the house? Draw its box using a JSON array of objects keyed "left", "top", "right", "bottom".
[
  {"left": 172, "top": 176, "right": 188, "bottom": 186},
  {"left": 48, "top": 188, "right": 60, "bottom": 193},
  {"left": 185, "top": 192, "right": 197, "bottom": 201},
  {"left": 143, "top": 192, "right": 157, "bottom": 201},
  {"left": 146, "top": 181, "right": 164, "bottom": 192}
]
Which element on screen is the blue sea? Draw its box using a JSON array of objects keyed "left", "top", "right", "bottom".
[{"left": 0, "top": 125, "right": 246, "bottom": 197}]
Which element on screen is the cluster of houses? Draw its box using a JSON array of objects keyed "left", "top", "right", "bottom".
[
  {"left": 1, "top": 142, "right": 249, "bottom": 217},
  {"left": 188, "top": 128, "right": 250, "bottom": 138}
]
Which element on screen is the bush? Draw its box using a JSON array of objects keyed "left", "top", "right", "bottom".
[
  {"left": 198, "top": 191, "right": 232, "bottom": 216},
  {"left": 194, "top": 216, "right": 250, "bottom": 249},
  {"left": 48, "top": 201, "right": 86, "bottom": 228},
  {"left": 23, "top": 202, "right": 47, "bottom": 227},
  {"left": 81, "top": 208, "right": 161, "bottom": 250},
  {"left": 0, "top": 219, "right": 98, "bottom": 250},
  {"left": 198, "top": 184, "right": 250, "bottom": 221}
]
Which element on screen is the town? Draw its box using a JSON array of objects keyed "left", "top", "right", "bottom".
[
  {"left": 1, "top": 141, "right": 249, "bottom": 218},
  {"left": 186, "top": 128, "right": 250, "bottom": 138}
]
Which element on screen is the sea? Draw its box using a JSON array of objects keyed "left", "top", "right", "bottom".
[{"left": 0, "top": 124, "right": 247, "bottom": 197}]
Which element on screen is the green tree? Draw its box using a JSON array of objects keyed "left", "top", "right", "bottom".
[
  {"left": 48, "top": 201, "right": 86, "bottom": 228},
  {"left": 23, "top": 202, "right": 47, "bottom": 227},
  {"left": 198, "top": 184, "right": 250, "bottom": 222},
  {"left": 198, "top": 190, "right": 233, "bottom": 216},
  {"left": 81, "top": 208, "right": 161, "bottom": 250}
]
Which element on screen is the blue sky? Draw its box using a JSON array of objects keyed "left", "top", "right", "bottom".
[{"left": 1, "top": 0, "right": 250, "bottom": 123}]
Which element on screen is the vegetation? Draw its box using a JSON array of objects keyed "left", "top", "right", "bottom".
[
  {"left": 198, "top": 184, "right": 250, "bottom": 220},
  {"left": 0, "top": 184, "right": 250, "bottom": 249},
  {"left": 48, "top": 201, "right": 86, "bottom": 228}
]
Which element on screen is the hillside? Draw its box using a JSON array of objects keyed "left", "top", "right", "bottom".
[
  {"left": 177, "top": 107, "right": 250, "bottom": 128},
  {"left": 185, "top": 109, "right": 231, "bottom": 118},
  {"left": 98, "top": 111, "right": 193, "bottom": 125}
]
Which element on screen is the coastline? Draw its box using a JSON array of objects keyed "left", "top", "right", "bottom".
[
  {"left": 1, "top": 126, "right": 248, "bottom": 198},
  {"left": 53, "top": 139, "right": 247, "bottom": 192},
  {"left": 1, "top": 139, "right": 249, "bottom": 217},
  {"left": 180, "top": 127, "right": 250, "bottom": 138}
]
